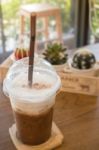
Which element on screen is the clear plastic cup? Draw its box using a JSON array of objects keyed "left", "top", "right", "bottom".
[{"left": 3, "top": 58, "right": 61, "bottom": 145}]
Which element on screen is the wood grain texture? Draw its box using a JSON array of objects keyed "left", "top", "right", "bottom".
[
  {"left": 1, "top": 43, "right": 99, "bottom": 149},
  {"left": 0, "top": 83, "right": 99, "bottom": 150}
]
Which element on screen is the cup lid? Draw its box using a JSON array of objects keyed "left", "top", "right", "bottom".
[{"left": 3, "top": 56, "right": 61, "bottom": 101}]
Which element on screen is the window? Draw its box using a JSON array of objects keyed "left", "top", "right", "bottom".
[
  {"left": 0, "top": 0, "right": 76, "bottom": 53},
  {"left": 89, "top": 0, "right": 99, "bottom": 43}
]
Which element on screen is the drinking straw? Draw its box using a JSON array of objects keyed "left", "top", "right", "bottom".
[{"left": 28, "top": 15, "right": 36, "bottom": 87}]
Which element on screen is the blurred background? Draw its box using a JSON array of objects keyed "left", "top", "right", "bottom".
[{"left": 0, "top": 0, "right": 99, "bottom": 61}]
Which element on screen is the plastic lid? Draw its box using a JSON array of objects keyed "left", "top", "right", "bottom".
[{"left": 3, "top": 56, "right": 60, "bottom": 100}]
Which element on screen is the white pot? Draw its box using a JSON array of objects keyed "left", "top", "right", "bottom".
[
  {"left": 53, "top": 63, "right": 67, "bottom": 72},
  {"left": 68, "top": 58, "right": 97, "bottom": 76}
]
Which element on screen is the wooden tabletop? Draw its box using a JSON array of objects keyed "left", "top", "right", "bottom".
[
  {"left": 0, "top": 83, "right": 99, "bottom": 150},
  {"left": 1, "top": 43, "right": 99, "bottom": 150}
]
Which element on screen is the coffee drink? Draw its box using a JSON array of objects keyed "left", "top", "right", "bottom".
[
  {"left": 6, "top": 67, "right": 61, "bottom": 145},
  {"left": 13, "top": 107, "right": 53, "bottom": 145}
]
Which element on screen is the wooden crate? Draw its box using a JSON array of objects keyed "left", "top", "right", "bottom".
[
  {"left": 0, "top": 55, "right": 99, "bottom": 96},
  {"left": 58, "top": 67, "right": 99, "bottom": 96}
]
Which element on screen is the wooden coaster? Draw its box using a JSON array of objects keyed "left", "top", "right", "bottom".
[{"left": 9, "top": 122, "right": 64, "bottom": 150}]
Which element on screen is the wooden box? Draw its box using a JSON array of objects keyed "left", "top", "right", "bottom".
[
  {"left": 58, "top": 67, "right": 99, "bottom": 96},
  {"left": 0, "top": 55, "right": 99, "bottom": 96}
]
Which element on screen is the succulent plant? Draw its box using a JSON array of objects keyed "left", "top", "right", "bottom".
[
  {"left": 14, "top": 48, "right": 29, "bottom": 60},
  {"left": 43, "top": 43, "right": 68, "bottom": 65},
  {"left": 71, "top": 49, "right": 96, "bottom": 69}
]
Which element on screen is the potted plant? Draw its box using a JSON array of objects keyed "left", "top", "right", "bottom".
[
  {"left": 43, "top": 43, "right": 68, "bottom": 71},
  {"left": 68, "top": 49, "right": 97, "bottom": 76}
]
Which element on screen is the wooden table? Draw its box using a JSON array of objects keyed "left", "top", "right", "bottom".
[{"left": 1, "top": 43, "right": 99, "bottom": 150}]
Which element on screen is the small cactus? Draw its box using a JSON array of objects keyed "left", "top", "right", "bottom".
[
  {"left": 43, "top": 43, "right": 68, "bottom": 65},
  {"left": 72, "top": 49, "right": 96, "bottom": 69},
  {"left": 14, "top": 48, "right": 29, "bottom": 60}
]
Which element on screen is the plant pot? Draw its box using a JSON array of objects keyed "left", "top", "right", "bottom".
[
  {"left": 53, "top": 63, "right": 67, "bottom": 72},
  {"left": 40, "top": 54, "right": 67, "bottom": 72},
  {"left": 68, "top": 58, "right": 97, "bottom": 76}
]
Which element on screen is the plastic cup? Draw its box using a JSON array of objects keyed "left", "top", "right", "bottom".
[{"left": 4, "top": 61, "right": 61, "bottom": 145}]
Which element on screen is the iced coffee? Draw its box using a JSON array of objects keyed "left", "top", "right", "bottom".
[
  {"left": 8, "top": 67, "right": 61, "bottom": 145},
  {"left": 14, "top": 106, "right": 53, "bottom": 145}
]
